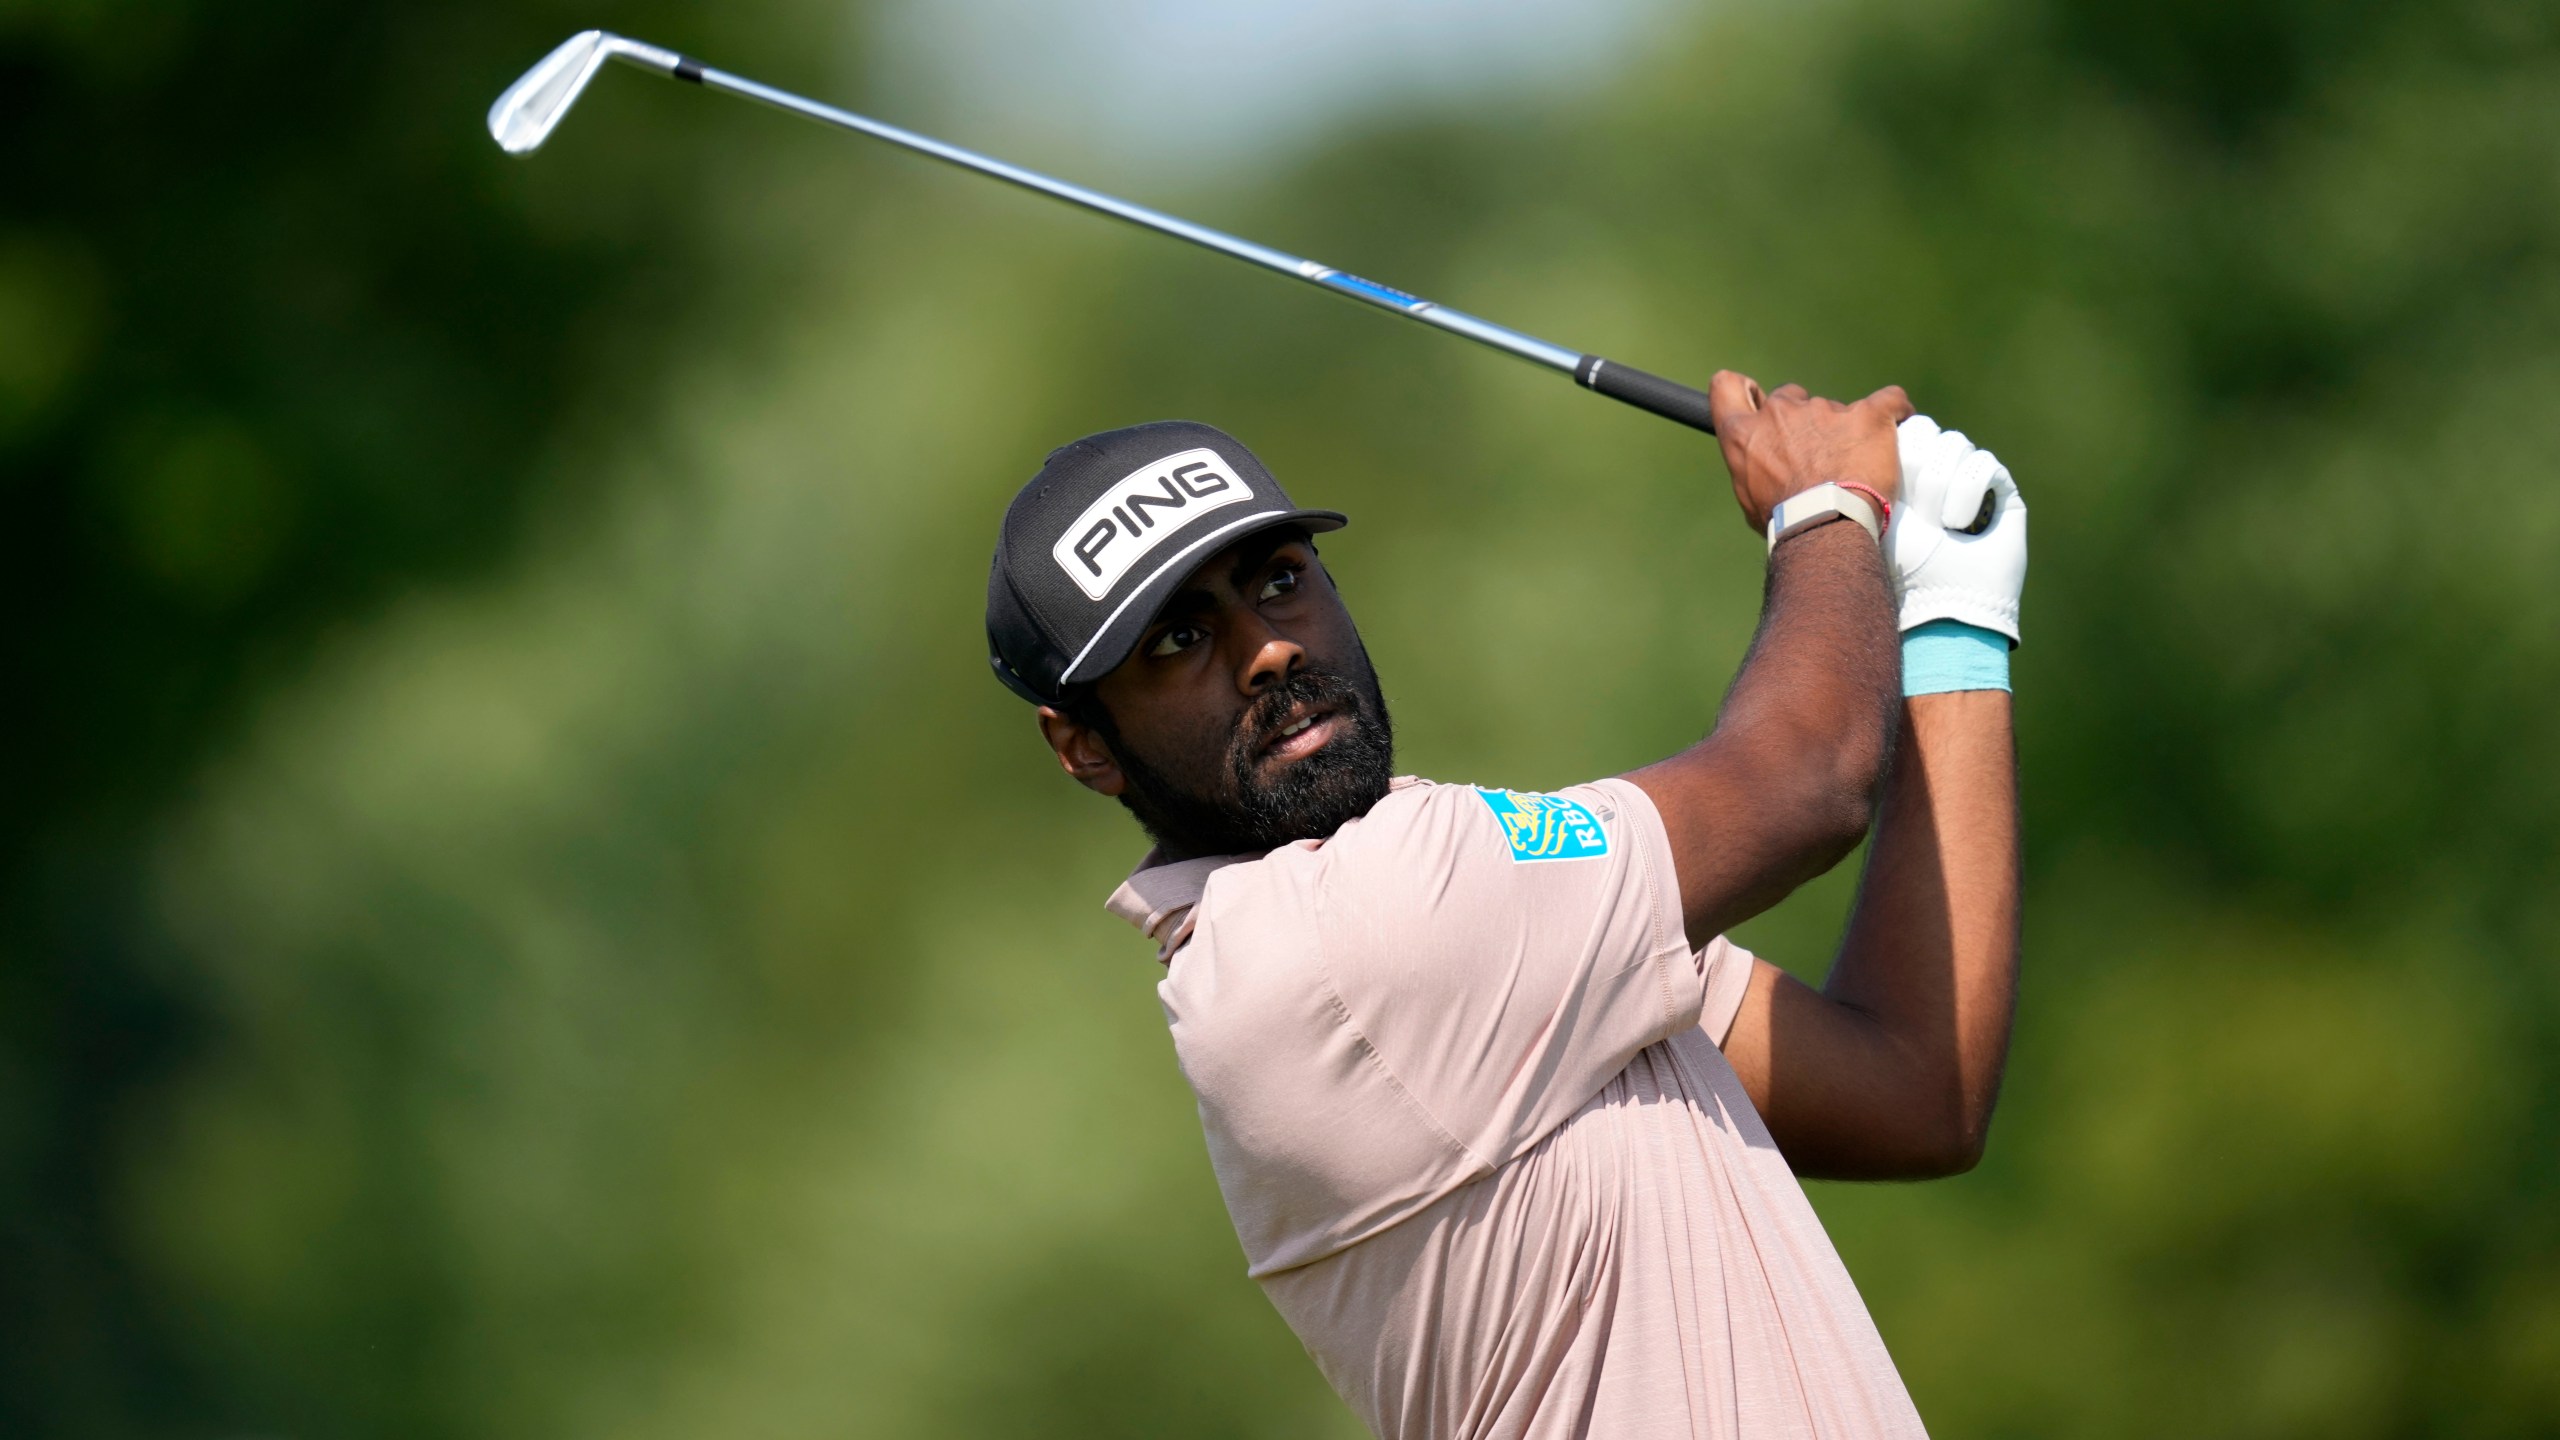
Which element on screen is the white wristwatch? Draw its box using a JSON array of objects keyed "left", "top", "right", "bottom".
[{"left": 1765, "top": 482, "right": 1883, "bottom": 554}]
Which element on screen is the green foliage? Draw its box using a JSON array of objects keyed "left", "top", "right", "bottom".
[{"left": 7, "top": 0, "right": 2559, "bottom": 1434}]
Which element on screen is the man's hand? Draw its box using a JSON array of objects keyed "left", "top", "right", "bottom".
[
  {"left": 1710, "top": 372, "right": 1914, "bottom": 534},
  {"left": 1891, "top": 416, "right": 2028, "bottom": 641}
]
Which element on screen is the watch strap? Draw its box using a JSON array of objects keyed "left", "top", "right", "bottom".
[{"left": 1766, "top": 482, "right": 1883, "bottom": 554}]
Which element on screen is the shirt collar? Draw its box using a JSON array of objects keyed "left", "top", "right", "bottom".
[
  {"left": 1100, "top": 780, "right": 1428, "bottom": 964},
  {"left": 1105, "top": 849, "right": 1254, "bottom": 964}
]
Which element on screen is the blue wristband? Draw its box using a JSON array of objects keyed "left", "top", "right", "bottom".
[{"left": 1903, "top": 620, "right": 2010, "bottom": 696}]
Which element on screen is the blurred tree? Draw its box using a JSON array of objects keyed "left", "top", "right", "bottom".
[
  {"left": 8, "top": 0, "right": 2560, "bottom": 1434},
  {"left": 0, "top": 0, "right": 837, "bottom": 1431}
]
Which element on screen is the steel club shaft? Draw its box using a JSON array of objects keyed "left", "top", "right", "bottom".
[{"left": 489, "top": 30, "right": 1718, "bottom": 434}]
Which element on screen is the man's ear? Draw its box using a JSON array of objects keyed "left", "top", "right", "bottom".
[{"left": 1037, "top": 706, "right": 1128, "bottom": 797}]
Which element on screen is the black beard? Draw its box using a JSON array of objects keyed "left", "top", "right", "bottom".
[{"left": 1102, "top": 659, "right": 1395, "bottom": 857}]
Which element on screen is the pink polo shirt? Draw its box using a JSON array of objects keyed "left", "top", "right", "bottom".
[{"left": 1107, "top": 777, "right": 1927, "bottom": 1440}]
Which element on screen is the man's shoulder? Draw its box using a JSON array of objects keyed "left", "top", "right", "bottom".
[
  {"left": 1176, "top": 779, "right": 1455, "bottom": 949},
  {"left": 1331, "top": 775, "right": 1643, "bottom": 866},
  {"left": 1182, "top": 776, "right": 1655, "bottom": 956},
  {"left": 1202, "top": 776, "right": 1641, "bottom": 928},
  {"left": 1208, "top": 777, "right": 1472, "bottom": 888}
]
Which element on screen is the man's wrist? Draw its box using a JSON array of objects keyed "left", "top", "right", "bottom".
[
  {"left": 1766, "top": 482, "right": 1883, "bottom": 553},
  {"left": 1764, "top": 507, "right": 1899, "bottom": 641}
]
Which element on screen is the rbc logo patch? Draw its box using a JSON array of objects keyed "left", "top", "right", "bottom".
[{"left": 1473, "top": 789, "right": 1610, "bottom": 863}]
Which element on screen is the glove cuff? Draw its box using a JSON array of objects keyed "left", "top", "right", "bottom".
[{"left": 1900, "top": 583, "right": 2021, "bottom": 646}]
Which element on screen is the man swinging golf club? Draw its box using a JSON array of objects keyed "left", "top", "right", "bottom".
[{"left": 984, "top": 372, "right": 2026, "bottom": 1439}]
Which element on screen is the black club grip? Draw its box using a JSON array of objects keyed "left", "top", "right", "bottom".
[{"left": 1574, "top": 355, "right": 1717, "bottom": 435}]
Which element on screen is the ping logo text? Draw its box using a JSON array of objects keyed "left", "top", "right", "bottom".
[{"left": 1052, "top": 447, "right": 1255, "bottom": 600}]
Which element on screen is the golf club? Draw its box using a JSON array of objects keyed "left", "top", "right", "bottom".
[{"left": 490, "top": 30, "right": 1720, "bottom": 434}]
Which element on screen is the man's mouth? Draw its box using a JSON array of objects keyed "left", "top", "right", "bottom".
[{"left": 1257, "top": 704, "right": 1343, "bottom": 764}]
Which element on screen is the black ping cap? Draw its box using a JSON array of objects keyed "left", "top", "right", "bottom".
[{"left": 986, "top": 420, "right": 1346, "bottom": 705}]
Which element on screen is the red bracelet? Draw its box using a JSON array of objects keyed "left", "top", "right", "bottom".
[{"left": 1834, "top": 481, "right": 1891, "bottom": 534}]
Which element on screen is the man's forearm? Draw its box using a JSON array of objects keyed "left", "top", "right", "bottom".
[
  {"left": 1731, "top": 522, "right": 1903, "bottom": 858},
  {"left": 1629, "top": 519, "right": 1900, "bottom": 945},
  {"left": 1730, "top": 688, "right": 2019, "bottom": 1178}
]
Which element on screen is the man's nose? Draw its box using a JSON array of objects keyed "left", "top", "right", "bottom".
[{"left": 1239, "top": 627, "right": 1305, "bottom": 697}]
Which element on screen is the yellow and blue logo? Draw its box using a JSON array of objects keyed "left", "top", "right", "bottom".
[{"left": 1473, "top": 789, "right": 1610, "bottom": 863}]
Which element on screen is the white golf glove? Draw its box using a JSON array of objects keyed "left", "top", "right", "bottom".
[{"left": 1891, "top": 415, "right": 2026, "bottom": 644}]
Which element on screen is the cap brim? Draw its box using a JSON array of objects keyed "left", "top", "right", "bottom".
[{"left": 1056, "top": 508, "right": 1348, "bottom": 687}]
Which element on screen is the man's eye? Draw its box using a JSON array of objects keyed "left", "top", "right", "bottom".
[
  {"left": 1149, "top": 625, "right": 1208, "bottom": 658},
  {"left": 1259, "top": 567, "right": 1301, "bottom": 602}
]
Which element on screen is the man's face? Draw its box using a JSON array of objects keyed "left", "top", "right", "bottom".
[{"left": 1038, "top": 530, "right": 1394, "bottom": 857}]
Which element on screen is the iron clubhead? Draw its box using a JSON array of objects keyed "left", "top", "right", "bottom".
[{"left": 490, "top": 30, "right": 686, "bottom": 154}]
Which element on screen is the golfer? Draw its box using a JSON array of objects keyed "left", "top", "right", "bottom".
[{"left": 984, "top": 372, "right": 2025, "bottom": 1439}]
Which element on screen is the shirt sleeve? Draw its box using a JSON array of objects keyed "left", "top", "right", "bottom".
[
  {"left": 1698, "top": 933, "right": 1759, "bottom": 1049},
  {"left": 1308, "top": 777, "right": 1712, "bottom": 1171}
]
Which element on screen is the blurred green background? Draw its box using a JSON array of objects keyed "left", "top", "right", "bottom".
[{"left": 7, "top": 0, "right": 2560, "bottom": 1434}]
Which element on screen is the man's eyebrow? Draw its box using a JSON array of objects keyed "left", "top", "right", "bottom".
[
  {"left": 1147, "top": 587, "right": 1218, "bottom": 627},
  {"left": 1226, "top": 532, "right": 1302, "bottom": 590},
  {"left": 1143, "top": 532, "right": 1310, "bottom": 636}
]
